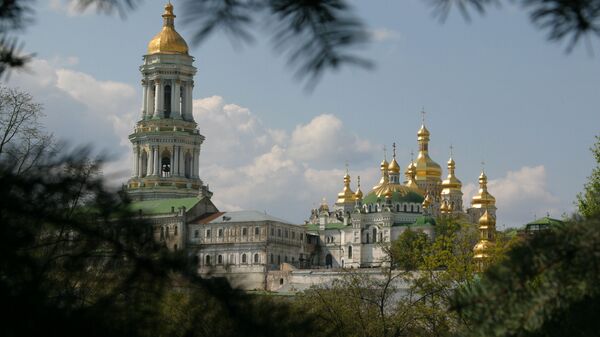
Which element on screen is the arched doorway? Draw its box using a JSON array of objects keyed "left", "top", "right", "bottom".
[{"left": 325, "top": 254, "right": 333, "bottom": 268}]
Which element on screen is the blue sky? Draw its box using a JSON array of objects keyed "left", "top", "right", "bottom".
[{"left": 9, "top": 0, "right": 599, "bottom": 226}]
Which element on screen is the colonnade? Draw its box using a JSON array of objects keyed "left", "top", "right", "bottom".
[
  {"left": 132, "top": 145, "right": 200, "bottom": 179},
  {"left": 141, "top": 79, "right": 194, "bottom": 120}
]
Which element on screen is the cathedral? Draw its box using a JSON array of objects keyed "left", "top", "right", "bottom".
[
  {"left": 122, "top": 3, "right": 499, "bottom": 289},
  {"left": 305, "top": 120, "right": 498, "bottom": 268}
]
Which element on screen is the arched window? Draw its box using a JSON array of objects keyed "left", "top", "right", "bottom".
[
  {"left": 411, "top": 204, "right": 414, "bottom": 212},
  {"left": 217, "top": 255, "right": 223, "bottom": 264},
  {"left": 180, "top": 85, "right": 185, "bottom": 119},
  {"left": 161, "top": 150, "right": 171, "bottom": 178},
  {"left": 254, "top": 227, "right": 260, "bottom": 235},
  {"left": 242, "top": 228, "right": 248, "bottom": 236},
  {"left": 372, "top": 227, "right": 377, "bottom": 243},
  {"left": 174, "top": 226, "right": 178, "bottom": 236},
  {"left": 205, "top": 255, "right": 211, "bottom": 266},
  {"left": 277, "top": 255, "right": 281, "bottom": 265},
  {"left": 270, "top": 253, "right": 274, "bottom": 263},
  {"left": 164, "top": 84, "right": 172, "bottom": 118},
  {"left": 368, "top": 205, "right": 372, "bottom": 212},
  {"left": 348, "top": 245, "right": 353, "bottom": 259},
  {"left": 140, "top": 150, "right": 148, "bottom": 177},
  {"left": 242, "top": 253, "right": 247, "bottom": 264},
  {"left": 404, "top": 204, "right": 407, "bottom": 212},
  {"left": 366, "top": 233, "right": 370, "bottom": 244},
  {"left": 254, "top": 253, "right": 259, "bottom": 264},
  {"left": 160, "top": 226, "right": 165, "bottom": 240}
]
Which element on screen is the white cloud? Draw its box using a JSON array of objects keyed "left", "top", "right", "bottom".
[
  {"left": 463, "top": 166, "right": 563, "bottom": 227},
  {"left": 8, "top": 57, "right": 137, "bottom": 186},
  {"left": 370, "top": 28, "right": 402, "bottom": 42}
]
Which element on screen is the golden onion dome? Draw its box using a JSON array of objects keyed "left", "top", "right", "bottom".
[
  {"left": 479, "top": 210, "right": 496, "bottom": 227},
  {"left": 415, "top": 152, "right": 442, "bottom": 179},
  {"left": 441, "top": 156, "right": 462, "bottom": 193},
  {"left": 319, "top": 198, "right": 330, "bottom": 212},
  {"left": 388, "top": 157, "right": 401, "bottom": 174},
  {"left": 422, "top": 194, "right": 433, "bottom": 209},
  {"left": 440, "top": 200, "right": 449, "bottom": 213},
  {"left": 147, "top": 3, "right": 189, "bottom": 55},
  {"left": 336, "top": 172, "right": 355, "bottom": 204},
  {"left": 380, "top": 158, "right": 389, "bottom": 171},
  {"left": 354, "top": 176, "right": 364, "bottom": 200},
  {"left": 471, "top": 170, "right": 496, "bottom": 208},
  {"left": 417, "top": 124, "right": 430, "bottom": 138},
  {"left": 473, "top": 240, "right": 495, "bottom": 258}
]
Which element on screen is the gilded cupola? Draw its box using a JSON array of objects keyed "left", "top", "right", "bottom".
[
  {"left": 441, "top": 153, "right": 462, "bottom": 194},
  {"left": 147, "top": 3, "right": 189, "bottom": 55},
  {"left": 388, "top": 143, "right": 401, "bottom": 174},
  {"left": 354, "top": 176, "right": 363, "bottom": 200},
  {"left": 414, "top": 112, "right": 442, "bottom": 182},
  {"left": 471, "top": 170, "right": 496, "bottom": 209},
  {"left": 473, "top": 210, "right": 496, "bottom": 265},
  {"left": 336, "top": 171, "right": 356, "bottom": 204}
]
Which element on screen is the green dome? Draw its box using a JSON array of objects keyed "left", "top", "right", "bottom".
[{"left": 363, "top": 190, "right": 424, "bottom": 205}]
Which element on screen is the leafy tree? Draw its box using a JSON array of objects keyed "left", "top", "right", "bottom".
[
  {"left": 577, "top": 135, "right": 600, "bottom": 218},
  {"left": 451, "top": 215, "right": 600, "bottom": 337},
  {"left": 390, "top": 228, "right": 429, "bottom": 271}
]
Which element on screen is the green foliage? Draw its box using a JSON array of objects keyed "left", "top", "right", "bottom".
[
  {"left": 578, "top": 135, "right": 600, "bottom": 218},
  {"left": 452, "top": 216, "right": 600, "bottom": 337},
  {"left": 390, "top": 228, "right": 429, "bottom": 271}
]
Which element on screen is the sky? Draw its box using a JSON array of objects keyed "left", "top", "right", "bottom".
[{"left": 8, "top": 0, "right": 600, "bottom": 227}]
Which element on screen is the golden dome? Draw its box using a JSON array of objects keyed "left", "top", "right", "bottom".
[
  {"left": 417, "top": 124, "right": 430, "bottom": 138},
  {"left": 473, "top": 240, "right": 495, "bottom": 258},
  {"left": 380, "top": 158, "right": 389, "bottom": 171},
  {"left": 336, "top": 172, "right": 355, "bottom": 204},
  {"left": 319, "top": 198, "right": 330, "bottom": 212},
  {"left": 354, "top": 176, "right": 363, "bottom": 200},
  {"left": 388, "top": 158, "right": 401, "bottom": 174},
  {"left": 471, "top": 170, "right": 496, "bottom": 208},
  {"left": 440, "top": 200, "right": 449, "bottom": 213},
  {"left": 441, "top": 155, "right": 462, "bottom": 194},
  {"left": 478, "top": 210, "right": 496, "bottom": 227},
  {"left": 422, "top": 193, "right": 432, "bottom": 209},
  {"left": 147, "top": 3, "right": 189, "bottom": 55}
]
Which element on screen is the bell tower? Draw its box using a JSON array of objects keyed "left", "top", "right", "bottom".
[{"left": 126, "top": 3, "right": 211, "bottom": 201}]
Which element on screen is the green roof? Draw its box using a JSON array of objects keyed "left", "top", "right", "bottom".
[
  {"left": 411, "top": 215, "right": 436, "bottom": 226},
  {"left": 306, "top": 222, "right": 347, "bottom": 231},
  {"left": 129, "top": 197, "right": 200, "bottom": 215},
  {"left": 526, "top": 216, "right": 564, "bottom": 228},
  {"left": 362, "top": 190, "right": 424, "bottom": 205}
]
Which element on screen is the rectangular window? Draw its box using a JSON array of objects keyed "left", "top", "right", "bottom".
[
  {"left": 277, "top": 228, "right": 282, "bottom": 237},
  {"left": 218, "top": 228, "right": 223, "bottom": 237},
  {"left": 206, "top": 229, "right": 211, "bottom": 238},
  {"left": 285, "top": 229, "right": 288, "bottom": 238},
  {"left": 255, "top": 227, "right": 260, "bottom": 235},
  {"left": 242, "top": 228, "right": 248, "bottom": 236},
  {"left": 292, "top": 231, "right": 295, "bottom": 239},
  {"left": 270, "top": 227, "right": 274, "bottom": 236}
]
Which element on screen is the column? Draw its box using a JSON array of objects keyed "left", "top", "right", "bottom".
[
  {"left": 141, "top": 80, "right": 148, "bottom": 120},
  {"left": 146, "top": 82, "right": 154, "bottom": 119},
  {"left": 137, "top": 149, "right": 144, "bottom": 177},
  {"left": 192, "top": 149, "right": 199, "bottom": 178},
  {"left": 148, "top": 146, "right": 154, "bottom": 176},
  {"left": 154, "top": 146, "right": 160, "bottom": 176},
  {"left": 173, "top": 146, "right": 179, "bottom": 176},
  {"left": 132, "top": 148, "right": 138, "bottom": 177},
  {"left": 172, "top": 80, "right": 181, "bottom": 119},
  {"left": 186, "top": 81, "right": 193, "bottom": 120},
  {"left": 154, "top": 80, "right": 163, "bottom": 118}
]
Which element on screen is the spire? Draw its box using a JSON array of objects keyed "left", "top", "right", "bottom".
[{"left": 471, "top": 167, "right": 496, "bottom": 210}]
